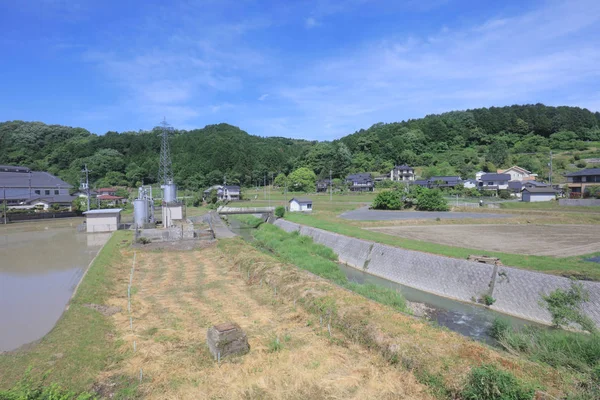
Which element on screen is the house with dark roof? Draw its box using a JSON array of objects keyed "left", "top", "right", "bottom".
[
  {"left": 565, "top": 168, "right": 600, "bottom": 198},
  {"left": 346, "top": 173, "right": 374, "bottom": 192},
  {"left": 202, "top": 185, "right": 241, "bottom": 201},
  {"left": 498, "top": 166, "right": 537, "bottom": 182},
  {"left": 391, "top": 165, "right": 415, "bottom": 182},
  {"left": 0, "top": 165, "right": 74, "bottom": 206},
  {"left": 316, "top": 179, "right": 331, "bottom": 192},
  {"left": 289, "top": 197, "right": 313, "bottom": 212},
  {"left": 478, "top": 173, "right": 510, "bottom": 190},
  {"left": 428, "top": 176, "right": 462, "bottom": 188},
  {"left": 522, "top": 187, "right": 557, "bottom": 202}
]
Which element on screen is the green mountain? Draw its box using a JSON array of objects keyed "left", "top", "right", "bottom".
[{"left": 1, "top": 104, "right": 599, "bottom": 188}]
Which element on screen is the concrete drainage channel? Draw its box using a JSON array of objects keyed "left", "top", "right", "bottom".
[{"left": 273, "top": 219, "right": 600, "bottom": 330}]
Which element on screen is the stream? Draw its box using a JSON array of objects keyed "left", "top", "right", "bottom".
[{"left": 226, "top": 217, "right": 540, "bottom": 344}]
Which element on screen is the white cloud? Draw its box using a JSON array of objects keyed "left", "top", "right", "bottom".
[
  {"left": 305, "top": 17, "right": 319, "bottom": 28},
  {"left": 258, "top": 94, "right": 269, "bottom": 101}
]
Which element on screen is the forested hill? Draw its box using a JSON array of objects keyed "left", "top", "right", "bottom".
[{"left": 1, "top": 104, "right": 599, "bottom": 189}]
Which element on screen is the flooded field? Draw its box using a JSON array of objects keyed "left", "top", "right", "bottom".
[{"left": 0, "top": 219, "right": 110, "bottom": 352}]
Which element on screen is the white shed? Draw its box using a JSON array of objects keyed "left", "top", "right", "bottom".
[
  {"left": 522, "top": 188, "right": 557, "bottom": 203},
  {"left": 289, "top": 198, "right": 313, "bottom": 212},
  {"left": 83, "top": 209, "right": 122, "bottom": 233}
]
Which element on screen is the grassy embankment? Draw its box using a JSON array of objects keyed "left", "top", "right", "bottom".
[
  {"left": 0, "top": 231, "right": 134, "bottom": 396},
  {"left": 218, "top": 236, "right": 589, "bottom": 399},
  {"left": 235, "top": 215, "right": 409, "bottom": 313}
]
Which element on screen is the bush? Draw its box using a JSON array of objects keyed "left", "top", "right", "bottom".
[
  {"left": 0, "top": 372, "right": 95, "bottom": 399},
  {"left": 372, "top": 190, "right": 404, "bottom": 210},
  {"left": 489, "top": 318, "right": 511, "bottom": 341},
  {"left": 542, "top": 281, "right": 595, "bottom": 332},
  {"left": 576, "top": 160, "right": 587, "bottom": 168},
  {"left": 275, "top": 206, "right": 285, "bottom": 218},
  {"left": 481, "top": 294, "right": 496, "bottom": 306},
  {"left": 462, "top": 364, "right": 534, "bottom": 400},
  {"left": 416, "top": 189, "right": 449, "bottom": 211},
  {"left": 498, "top": 189, "right": 511, "bottom": 199}
]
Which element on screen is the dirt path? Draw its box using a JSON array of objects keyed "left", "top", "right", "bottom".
[{"left": 107, "top": 245, "right": 430, "bottom": 399}]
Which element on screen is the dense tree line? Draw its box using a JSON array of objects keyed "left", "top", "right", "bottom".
[{"left": 1, "top": 104, "right": 598, "bottom": 190}]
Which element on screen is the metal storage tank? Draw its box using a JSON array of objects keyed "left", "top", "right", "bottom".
[
  {"left": 133, "top": 198, "right": 148, "bottom": 227},
  {"left": 162, "top": 182, "right": 177, "bottom": 203}
]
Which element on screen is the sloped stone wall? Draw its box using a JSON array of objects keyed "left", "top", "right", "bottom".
[{"left": 273, "top": 219, "right": 600, "bottom": 327}]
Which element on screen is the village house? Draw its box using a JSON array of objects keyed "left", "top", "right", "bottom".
[
  {"left": 96, "top": 187, "right": 127, "bottom": 205},
  {"left": 522, "top": 187, "right": 557, "bottom": 202},
  {"left": 565, "top": 168, "right": 600, "bottom": 198},
  {"left": 390, "top": 165, "right": 415, "bottom": 182},
  {"left": 289, "top": 197, "right": 313, "bottom": 212},
  {"left": 203, "top": 185, "right": 241, "bottom": 201},
  {"left": 498, "top": 166, "right": 537, "bottom": 182},
  {"left": 428, "top": 176, "right": 462, "bottom": 189},
  {"left": 0, "top": 165, "right": 75, "bottom": 209},
  {"left": 478, "top": 173, "right": 511, "bottom": 190},
  {"left": 346, "top": 173, "right": 374, "bottom": 192},
  {"left": 316, "top": 179, "right": 331, "bottom": 192}
]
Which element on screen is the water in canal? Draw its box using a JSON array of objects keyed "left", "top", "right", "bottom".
[
  {"left": 0, "top": 219, "right": 110, "bottom": 352},
  {"left": 227, "top": 217, "right": 539, "bottom": 344}
]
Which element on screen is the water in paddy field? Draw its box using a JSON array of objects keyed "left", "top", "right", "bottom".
[{"left": 0, "top": 219, "right": 110, "bottom": 352}]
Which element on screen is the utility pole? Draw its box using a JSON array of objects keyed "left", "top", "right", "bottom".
[
  {"left": 3, "top": 186, "right": 6, "bottom": 225},
  {"left": 329, "top": 169, "right": 332, "bottom": 202},
  {"left": 82, "top": 164, "right": 91, "bottom": 211},
  {"left": 549, "top": 150, "right": 553, "bottom": 186}
]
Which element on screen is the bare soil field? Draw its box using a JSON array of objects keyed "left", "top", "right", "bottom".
[
  {"left": 105, "top": 244, "right": 431, "bottom": 399},
  {"left": 367, "top": 224, "right": 600, "bottom": 257}
]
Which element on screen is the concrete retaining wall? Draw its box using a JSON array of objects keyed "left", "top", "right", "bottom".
[
  {"left": 274, "top": 219, "right": 600, "bottom": 327},
  {"left": 559, "top": 199, "right": 600, "bottom": 206}
]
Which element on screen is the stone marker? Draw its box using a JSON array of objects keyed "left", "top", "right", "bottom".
[{"left": 207, "top": 322, "right": 250, "bottom": 359}]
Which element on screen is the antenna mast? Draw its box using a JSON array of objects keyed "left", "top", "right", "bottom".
[{"left": 158, "top": 117, "right": 174, "bottom": 185}]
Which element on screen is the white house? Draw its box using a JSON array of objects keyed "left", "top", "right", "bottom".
[
  {"left": 83, "top": 209, "right": 122, "bottom": 233},
  {"left": 289, "top": 197, "right": 313, "bottom": 212},
  {"left": 522, "top": 187, "right": 557, "bottom": 202},
  {"left": 463, "top": 179, "right": 478, "bottom": 189},
  {"left": 475, "top": 171, "right": 486, "bottom": 181},
  {"left": 479, "top": 173, "right": 511, "bottom": 190},
  {"left": 498, "top": 166, "right": 537, "bottom": 182},
  {"left": 390, "top": 165, "right": 415, "bottom": 182}
]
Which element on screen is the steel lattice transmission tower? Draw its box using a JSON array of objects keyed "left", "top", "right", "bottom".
[{"left": 158, "top": 118, "right": 174, "bottom": 185}]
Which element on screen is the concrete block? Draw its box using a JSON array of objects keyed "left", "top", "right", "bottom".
[{"left": 206, "top": 322, "right": 250, "bottom": 359}]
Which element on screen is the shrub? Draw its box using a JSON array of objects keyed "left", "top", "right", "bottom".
[
  {"left": 416, "top": 189, "right": 449, "bottom": 211},
  {"left": 489, "top": 318, "right": 511, "bottom": 341},
  {"left": 481, "top": 294, "right": 496, "bottom": 306},
  {"left": 541, "top": 281, "right": 596, "bottom": 332},
  {"left": 372, "top": 190, "right": 404, "bottom": 210},
  {"left": 576, "top": 160, "right": 587, "bottom": 168},
  {"left": 498, "top": 189, "right": 511, "bottom": 199},
  {"left": 136, "top": 237, "right": 151, "bottom": 245},
  {"left": 462, "top": 364, "right": 534, "bottom": 400},
  {"left": 275, "top": 206, "right": 285, "bottom": 218}
]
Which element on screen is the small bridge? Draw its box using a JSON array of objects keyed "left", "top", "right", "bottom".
[
  {"left": 217, "top": 206, "right": 276, "bottom": 223},
  {"left": 217, "top": 206, "right": 275, "bottom": 215}
]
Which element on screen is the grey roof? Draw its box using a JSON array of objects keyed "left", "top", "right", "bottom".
[
  {"left": 83, "top": 208, "right": 123, "bottom": 214},
  {"left": 481, "top": 173, "right": 511, "bottom": 181},
  {"left": 0, "top": 169, "right": 73, "bottom": 188},
  {"left": 525, "top": 181, "right": 549, "bottom": 187},
  {"left": 565, "top": 168, "right": 600, "bottom": 177},
  {"left": 27, "top": 195, "right": 77, "bottom": 203},
  {"left": 394, "top": 165, "right": 413, "bottom": 170},
  {"left": 413, "top": 180, "right": 429, "bottom": 185},
  {"left": 290, "top": 197, "right": 312, "bottom": 204},
  {"left": 522, "top": 187, "right": 557, "bottom": 193},
  {"left": 429, "top": 176, "right": 461, "bottom": 181},
  {"left": 223, "top": 185, "right": 240, "bottom": 191},
  {"left": 0, "top": 165, "right": 31, "bottom": 173}
]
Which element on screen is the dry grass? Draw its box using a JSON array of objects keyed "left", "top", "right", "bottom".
[{"left": 104, "top": 243, "right": 432, "bottom": 399}]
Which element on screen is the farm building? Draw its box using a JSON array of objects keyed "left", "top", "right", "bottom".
[
  {"left": 522, "top": 187, "right": 557, "bottom": 202},
  {"left": 289, "top": 198, "right": 313, "bottom": 212},
  {"left": 83, "top": 209, "right": 122, "bottom": 233}
]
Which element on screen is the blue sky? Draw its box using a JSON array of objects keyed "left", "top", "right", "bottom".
[{"left": 1, "top": 0, "right": 599, "bottom": 140}]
